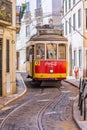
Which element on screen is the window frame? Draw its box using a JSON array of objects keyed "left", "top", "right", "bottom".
[
  {"left": 69, "top": 17, "right": 71, "bottom": 33},
  {"left": 74, "top": 50, "right": 77, "bottom": 66},
  {"left": 73, "top": 13, "right": 76, "bottom": 31},
  {"left": 37, "top": 0, "right": 41, "bottom": 8},
  {"left": 35, "top": 43, "right": 45, "bottom": 59},
  {"left": 78, "top": 9, "right": 81, "bottom": 28},
  {"left": 79, "top": 49, "right": 82, "bottom": 67},
  {"left": 58, "top": 44, "right": 66, "bottom": 60}
]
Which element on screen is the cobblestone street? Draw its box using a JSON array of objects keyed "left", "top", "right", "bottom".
[{"left": 0, "top": 73, "right": 79, "bottom": 130}]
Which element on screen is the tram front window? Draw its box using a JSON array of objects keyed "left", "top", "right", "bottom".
[
  {"left": 58, "top": 44, "right": 66, "bottom": 59},
  {"left": 46, "top": 43, "right": 57, "bottom": 59},
  {"left": 36, "top": 44, "right": 45, "bottom": 59}
]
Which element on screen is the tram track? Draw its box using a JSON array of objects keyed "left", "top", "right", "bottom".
[
  {"left": 0, "top": 73, "right": 79, "bottom": 130},
  {"left": 37, "top": 82, "right": 79, "bottom": 130},
  {"left": 0, "top": 87, "right": 60, "bottom": 130},
  {"left": 37, "top": 92, "right": 63, "bottom": 130},
  {"left": 37, "top": 91, "right": 75, "bottom": 130}
]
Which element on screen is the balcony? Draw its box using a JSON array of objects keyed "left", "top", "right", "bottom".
[
  {"left": 35, "top": 8, "right": 43, "bottom": 17},
  {"left": 24, "top": 11, "right": 31, "bottom": 24},
  {"left": 16, "top": 13, "right": 21, "bottom": 33},
  {"left": 0, "top": 0, "right": 12, "bottom": 26}
]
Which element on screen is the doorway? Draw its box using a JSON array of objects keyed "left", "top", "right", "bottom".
[
  {"left": 86, "top": 50, "right": 87, "bottom": 77},
  {"left": 0, "top": 38, "right": 2, "bottom": 96}
]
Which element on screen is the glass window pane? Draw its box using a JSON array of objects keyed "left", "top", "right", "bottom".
[
  {"left": 26, "top": 2, "right": 30, "bottom": 12},
  {"left": 37, "top": 0, "right": 41, "bottom": 8},
  {"left": 74, "top": 50, "right": 76, "bottom": 66},
  {"left": 86, "top": 9, "right": 87, "bottom": 30},
  {"left": 65, "top": 0, "right": 67, "bottom": 13},
  {"left": 73, "top": 0, "right": 75, "bottom": 5},
  {"left": 26, "top": 25, "right": 30, "bottom": 37},
  {"left": 73, "top": 13, "right": 75, "bottom": 31},
  {"left": 69, "top": 0, "right": 71, "bottom": 9},
  {"left": 69, "top": 17, "right": 71, "bottom": 33},
  {"left": 36, "top": 43, "right": 45, "bottom": 59},
  {"left": 79, "top": 49, "right": 82, "bottom": 67},
  {"left": 78, "top": 9, "right": 81, "bottom": 28},
  {"left": 65, "top": 21, "right": 67, "bottom": 35},
  {"left": 46, "top": 43, "right": 57, "bottom": 59}
]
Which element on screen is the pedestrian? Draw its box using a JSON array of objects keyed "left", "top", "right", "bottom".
[{"left": 74, "top": 67, "right": 79, "bottom": 79}]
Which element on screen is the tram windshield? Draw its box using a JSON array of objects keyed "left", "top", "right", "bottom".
[
  {"left": 46, "top": 43, "right": 57, "bottom": 59},
  {"left": 36, "top": 43, "right": 45, "bottom": 59}
]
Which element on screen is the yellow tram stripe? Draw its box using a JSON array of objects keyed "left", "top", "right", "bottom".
[{"left": 33, "top": 73, "right": 67, "bottom": 78}]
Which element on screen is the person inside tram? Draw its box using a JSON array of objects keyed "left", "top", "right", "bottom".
[
  {"left": 47, "top": 43, "right": 57, "bottom": 59},
  {"left": 36, "top": 44, "right": 45, "bottom": 59}
]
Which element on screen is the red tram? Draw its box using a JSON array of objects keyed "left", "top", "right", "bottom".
[{"left": 26, "top": 25, "right": 68, "bottom": 82}]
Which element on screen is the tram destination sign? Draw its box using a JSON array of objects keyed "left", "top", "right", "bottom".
[{"left": 0, "top": 0, "right": 12, "bottom": 23}]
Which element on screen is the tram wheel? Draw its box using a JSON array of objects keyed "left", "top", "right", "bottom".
[{"left": 30, "top": 79, "right": 42, "bottom": 87}]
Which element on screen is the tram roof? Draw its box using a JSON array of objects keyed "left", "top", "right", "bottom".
[{"left": 30, "top": 34, "right": 68, "bottom": 41}]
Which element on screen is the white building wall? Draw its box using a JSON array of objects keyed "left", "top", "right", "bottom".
[
  {"left": 30, "top": 0, "right": 37, "bottom": 36},
  {"left": 16, "top": 0, "right": 30, "bottom": 71},
  {"left": 42, "top": 0, "right": 52, "bottom": 24},
  {"left": 62, "top": 0, "right": 84, "bottom": 78}
]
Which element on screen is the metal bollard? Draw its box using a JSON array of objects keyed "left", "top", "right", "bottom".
[
  {"left": 83, "top": 94, "right": 87, "bottom": 120},
  {"left": 79, "top": 80, "right": 86, "bottom": 116},
  {"left": 78, "top": 78, "right": 82, "bottom": 107}
]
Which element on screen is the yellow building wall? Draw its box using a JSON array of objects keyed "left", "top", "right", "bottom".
[
  {"left": 0, "top": 0, "right": 17, "bottom": 96},
  {"left": 2, "top": 28, "right": 16, "bottom": 96}
]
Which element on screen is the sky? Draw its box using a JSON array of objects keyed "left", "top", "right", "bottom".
[
  {"left": 16, "top": 0, "right": 63, "bottom": 6},
  {"left": 16, "top": 0, "right": 26, "bottom": 5}
]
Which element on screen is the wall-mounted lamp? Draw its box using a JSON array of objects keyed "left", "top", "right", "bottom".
[{"left": 11, "top": 40, "right": 15, "bottom": 44}]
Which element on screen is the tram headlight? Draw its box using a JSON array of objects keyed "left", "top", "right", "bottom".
[{"left": 50, "top": 69, "right": 54, "bottom": 73}]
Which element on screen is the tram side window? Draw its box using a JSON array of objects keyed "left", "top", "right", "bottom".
[
  {"left": 26, "top": 46, "right": 34, "bottom": 61},
  {"left": 26, "top": 46, "right": 33, "bottom": 61},
  {"left": 58, "top": 44, "right": 66, "bottom": 59},
  {"left": 29, "top": 46, "right": 34, "bottom": 61},
  {"left": 36, "top": 44, "right": 45, "bottom": 59},
  {"left": 46, "top": 43, "right": 57, "bottom": 59},
  {"left": 26, "top": 47, "right": 29, "bottom": 61}
]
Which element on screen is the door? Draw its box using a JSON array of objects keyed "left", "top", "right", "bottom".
[
  {"left": 0, "top": 38, "right": 2, "bottom": 96},
  {"left": 16, "top": 52, "right": 19, "bottom": 70},
  {"left": 86, "top": 50, "right": 87, "bottom": 77}
]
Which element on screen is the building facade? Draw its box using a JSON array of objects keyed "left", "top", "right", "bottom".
[
  {"left": 83, "top": 1, "right": 87, "bottom": 77},
  {"left": 16, "top": 0, "right": 62, "bottom": 71},
  {"left": 0, "top": 0, "right": 19, "bottom": 96},
  {"left": 62, "top": 0, "right": 86, "bottom": 78}
]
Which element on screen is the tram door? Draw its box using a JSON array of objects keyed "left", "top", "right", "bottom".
[
  {"left": 0, "top": 38, "right": 2, "bottom": 96},
  {"left": 29, "top": 45, "right": 34, "bottom": 77},
  {"left": 32, "top": 45, "right": 34, "bottom": 77}
]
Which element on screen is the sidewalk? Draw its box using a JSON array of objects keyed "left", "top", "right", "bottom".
[
  {"left": 62, "top": 78, "right": 87, "bottom": 130},
  {"left": 0, "top": 72, "right": 27, "bottom": 110}
]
